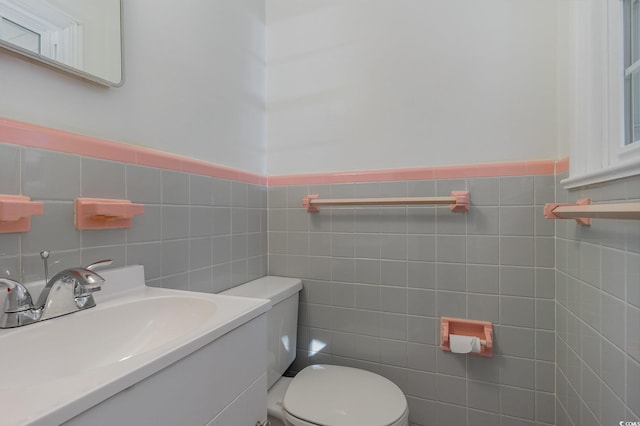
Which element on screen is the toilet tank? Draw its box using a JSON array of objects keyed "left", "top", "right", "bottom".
[{"left": 221, "top": 276, "right": 302, "bottom": 389}]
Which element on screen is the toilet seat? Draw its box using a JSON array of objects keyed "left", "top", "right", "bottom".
[
  {"left": 282, "top": 365, "right": 408, "bottom": 426},
  {"left": 283, "top": 410, "right": 409, "bottom": 426}
]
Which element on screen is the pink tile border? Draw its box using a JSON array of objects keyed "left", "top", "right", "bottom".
[
  {"left": 0, "top": 117, "right": 267, "bottom": 185},
  {"left": 268, "top": 159, "right": 565, "bottom": 186},
  {"left": 555, "top": 157, "right": 570, "bottom": 174},
  {"left": 0, "top": 117, "right": 568, "bottom": 187}
]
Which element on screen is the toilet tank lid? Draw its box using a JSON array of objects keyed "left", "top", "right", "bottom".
[
  {"left": 221, "top": 276, "right": 302, "bottom": 306},
  {"left": 284, "top": 365, "right": 407, "bottom": 426}
]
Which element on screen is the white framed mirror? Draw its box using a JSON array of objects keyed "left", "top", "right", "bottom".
[{"left": 0, "top": 0, "right": 123, "bottom": 86}]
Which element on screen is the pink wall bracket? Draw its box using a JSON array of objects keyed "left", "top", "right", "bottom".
[
  {"left": 440, "top": 317, "right": 494, "bottom": 357},
  {"left": 544, "top": 198, "right": 591, "bottom": 226},
  {"left": 302, "top": 194, "right": 320, "bottom": 212},
  {"left": 449, "top": 191, "right": 470, "bottom": 212},
  {"left": 0, "top": 195, "right": 44, "bottom": 233},
  {"left": 75, "top": 198, "right": 144, "bottom": 230}
]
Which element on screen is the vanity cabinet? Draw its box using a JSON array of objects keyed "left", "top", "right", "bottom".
[{"left": 63, "top": 315, "right": 268, "bottom": 426}]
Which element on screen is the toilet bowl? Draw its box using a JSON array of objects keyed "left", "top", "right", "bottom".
[
  {"left": 222, "top": 276, "right": 409, "bottom": 426},
  {"left": 279, "top": 364, "right": 408, "bottom": 426}
]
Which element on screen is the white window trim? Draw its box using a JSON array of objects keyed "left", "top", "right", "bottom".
[
  {"left": 562, "top": 0, "right": 640, "bottom": 189},
  {"left": 0, "top": 0, "right": 82, "bottom": 69}
]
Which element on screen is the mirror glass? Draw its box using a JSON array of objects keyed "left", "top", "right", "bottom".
[{"left": 0, "top": 0, "right": 122, "bottom": 86}]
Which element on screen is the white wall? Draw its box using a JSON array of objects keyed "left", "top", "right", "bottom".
[
  {"left": 0, "top": 1, "right": 561, "bottom": 177},
  {"left": 0, "top": 0, "right": 266, "bottom": 175},
  {"left": 556, "top": 0, "right": 571, "bottom": 160},
  {"left": 266, "top": 0, "right": 559, "bottom": 176}
]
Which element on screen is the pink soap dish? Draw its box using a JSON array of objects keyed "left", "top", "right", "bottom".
[
  {"left": 0, "top": 195, "right": 44, "bottom": 233},
  {"left": 75, "top": 198, "right": 144, "bottom": 230}
]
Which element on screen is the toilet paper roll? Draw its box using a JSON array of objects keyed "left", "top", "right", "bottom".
[{"left": 449, "top": 334, "right": 481, "bottom": 354}]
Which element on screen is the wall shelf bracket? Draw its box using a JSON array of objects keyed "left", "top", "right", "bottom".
[{"left": 544, "top": 198, "right": 592, "bottom": 225}]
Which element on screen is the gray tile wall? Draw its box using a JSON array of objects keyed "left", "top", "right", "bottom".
[
  {"left": 555, "top": 173, "right": 640, "bottom": 426},
  {"left": 268, "top": 175, "right": 558, "bottom": 426},
  {"left": 6, "top": 134, "right": 639, "bottom": 426},
  {"left": 0, "top": 143, "right": 268, "bottom": 292}
]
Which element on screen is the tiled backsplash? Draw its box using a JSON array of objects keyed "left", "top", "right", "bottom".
[
  {"left": 0, "top": 142, "right": 268, "bottom": 292},
  {"left": 268, "top": 175, "right": 558, "bottom": 426},
  {"left": 555, "top": 173, "right": 640, "bottom": 426}
]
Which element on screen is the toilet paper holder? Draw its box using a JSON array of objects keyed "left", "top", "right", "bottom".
[{"left": 440, "top": 317, "right": 493, "bottom": 357}]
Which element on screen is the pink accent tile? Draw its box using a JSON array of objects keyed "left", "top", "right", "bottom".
[
  {"left": 433, "top": 164, "right": 481, "bottom": 179},
  {"left": 268, "top": 174, "right": 324, "bottom": 186},
  {"left": 73, "top": 136, "right": 137, "bottom": 163},
  {"left": 350, "top": 170, "right": 398, "bottom": 183},
  {"left": 0, "top": 117, "right": 566, "bottom": 188},
  {"left": 322, "top": 171, "right": 365, "bottom": 184},
  {"left": 0, "top": 118, "right": 74, "bottom": 152},
  {"left": 383, "top": 168, "right": 431, "bottom": 182},
  {"left": 0, "top": 118, "right": 268, "bottom": 185},
  {"left": 268, "top": 160, "right": 559, "bottom": 186},
  {"left": 556, "top": 157, "right": 570, "bottom": 174},
  {"left": 216, "top": 168, "right": 245, "bottom": 182},
  {"left": 318, "top": 167, "right": 436, "bottom": 184},
  {"left": 135, "top": 148, "right": 184, "bottom": 172},
  {"left": 476, "top": 162, "right": 528, "bottom": 177},
  {"left": 394, "top": 167, "right": 435, "bottom": 181},
  {"left": 183, "top": 158, "right": 218, "bottom": 177},
  {"left": 526, "top": 160, "right": 556, "bottom": 175},
  {"left": 183, "top": 157, "right": 266, "bottom": 185}
]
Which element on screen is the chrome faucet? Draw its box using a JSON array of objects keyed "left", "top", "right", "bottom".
[
  {"left": 0, "top": 254, "right": 112, "bottom": 328},
  {"left": 0, "top": 278, "right": 39, "bottom": 328}
]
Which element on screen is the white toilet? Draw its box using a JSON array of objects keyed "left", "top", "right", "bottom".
[{"left": 222, "top": 276, "right": 409, "bottom": 426}]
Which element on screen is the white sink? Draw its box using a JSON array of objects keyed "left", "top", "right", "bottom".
[{"left": 0, "top": 266, "right": 270, "bottom": 426}]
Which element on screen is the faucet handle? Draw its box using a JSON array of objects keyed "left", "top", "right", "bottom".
[
  {"left": 0, "top": 278, "right": 34, "bottom": 313},
  {"left": 70, "top": 268, "right": 106, "bottom": 298},
  {"left": 85, "top": 259, "right": 113, "bottom": 272}
]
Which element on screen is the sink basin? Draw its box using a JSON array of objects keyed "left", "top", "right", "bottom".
[
  {"left": 0, "top": 296, "right": 216, "bottom": 385},
  {"left": 0, "top": 266, "right": 270, "bottom": 426}
]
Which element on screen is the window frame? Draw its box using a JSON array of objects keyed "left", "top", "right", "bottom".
[
  {"left": 562, "top": 0, "right": 640, "bottom": 188},
  {"left": 0, "top": 1, "right": 82, "bottom": 70},
  {"left": 0, "top": 17, "right": 41, "bottom": 54}
]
